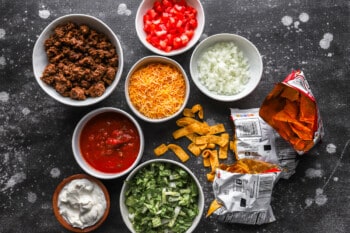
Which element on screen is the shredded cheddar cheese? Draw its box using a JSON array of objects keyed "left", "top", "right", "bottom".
[{"left": 128, "top": 63, "right": 186, "bottom": 119}]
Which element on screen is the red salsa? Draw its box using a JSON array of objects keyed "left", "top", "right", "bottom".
[{"left": 80, "top": 112, "right": 140, "bottom": 173}]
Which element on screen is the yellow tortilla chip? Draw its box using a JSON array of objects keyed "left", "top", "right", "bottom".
[
  {"left": 208, "top": 123, "right": 226, "bottom": 135},
  {"left": 176, "top": 117, "right": 201, "bottom": 127},
  {"left": 191, "top": 104, "right": 204, "bottom": 119},
  {"left": 183, "top": 108, "right": 195, "bottom": 118},
  {"left": 206, "top": 199, "right": 223, "bottom": 217},
  {"left": 206, "top": 172, "right": 216, "bottom": 182},
  {"left": 195, "top": 135, "right": 228, "bottom": 147},
  {"left": 202, "top": 149, "right": 219, "bottom": 173},
  {"left": 154, "top": 143, "right": 169, "bottom": 156},
  {"left": 172, "top": 122, "right": 209, "bottom": 139},
  {"left": 202, "top": 158, "right": 210, "bottom": 168},
  {"left": 167, "top": 144, "right": 190, "bottom": 162},
  {"left": 187, "top": 143, "right": 202, "bottom": 157},
  {"left": 185, "top": 133, "right": 197, "bottom": 142},
  {"left": 218, "top": 133, "right": 229, "bottom": 159},
  {"left": 206, "top": 143, "right": 216, "bottom": 149},
  {"left": 230, "top": 140, "right": 236, "bottom": 151}
]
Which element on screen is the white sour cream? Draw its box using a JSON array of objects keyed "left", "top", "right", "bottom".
[{"left": 58, "top": 178, "right": 107, "bottom": 229}]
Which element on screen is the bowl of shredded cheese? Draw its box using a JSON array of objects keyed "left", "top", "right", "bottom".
[
  {"left": 125, "top": 55, "right": 190, "bottom": 123},
  {"left": 190, "top": 33, "right": 263, "bottom": 102}
]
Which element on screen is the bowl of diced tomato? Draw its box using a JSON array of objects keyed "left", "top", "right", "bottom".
[
  {"left": 72, "top": 107, "right": 144, "bottom": 179},
  {"left": 135, "top": 0, "right": 205, "bottom": 56}
]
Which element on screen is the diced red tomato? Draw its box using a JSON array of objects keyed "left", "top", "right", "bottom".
[{"left": 142, "top": 0, "right": 198, "bottom": 52}]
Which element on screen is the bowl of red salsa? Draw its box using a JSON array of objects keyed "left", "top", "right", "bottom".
[{"left": 72, "top": 107, "right": 144, "bottom": 179}]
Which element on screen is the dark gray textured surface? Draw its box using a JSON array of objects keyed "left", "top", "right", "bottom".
[{"left": 0, "top": 0, "right": 349, "bottom": 232}]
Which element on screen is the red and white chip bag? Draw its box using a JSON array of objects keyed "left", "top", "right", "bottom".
[{"left": 259, "top": 70, "right": 324, "bottom": 154}]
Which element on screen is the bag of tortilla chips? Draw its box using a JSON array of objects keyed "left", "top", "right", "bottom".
[
  {"left": 230, "top": 108, "right": 298, "bottom": 179},
  {"left": 259, "top": 70, "right": 324, "bottom": 154},
  {"left": 207, "top": 159, "right": 282, "bottom": 225}
]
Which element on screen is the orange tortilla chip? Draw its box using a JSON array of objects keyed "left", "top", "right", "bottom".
[
  {"left": 260, "top": 97, "right": 285, "bottom": 121},
  {"left": 289, "top": 137, "right": 314, "bottom": 152},
  {"left": 299, "top": 94, "right": 316, "bottom": 125},
  {"left": 284, "top": 99, "right": 299, "bottom": 119},
  {"left": 271, "top": 120, "right": 294, "bottom": 141},
  {"left": 273, "top": 110, "right": 298, "bottom": 124},
  {"left": 268, "top": 83, "right": 285, "bottom": 99},
  {"left": 280, "top": 85, "right": 300, "bottom": 101},
  {"left": 289, "top": 121, "right": 313, "bottom": 140}
]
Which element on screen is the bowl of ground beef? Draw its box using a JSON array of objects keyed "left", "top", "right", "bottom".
[{"left": 33, "top": 14, "right": 124, "bottom": 106}]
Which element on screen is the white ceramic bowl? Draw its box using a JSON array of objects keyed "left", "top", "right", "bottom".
[
  {"left": 190, "top": 33, "right": 263, "bottom": 102},
  {"left": 72, "top": 107, "right": 144, "bottom": 179},
  {"left": 125, "top": 55, "right": 190, "bottom": 123},
  {"left": 32, "top": 14, "right": 124, "bottom": 106},
  {"left": 120, "top": 159, "right": 204, "bottom": 233},
  {"left": 135, "top": 0, "right": 205, "bottom": 56}
]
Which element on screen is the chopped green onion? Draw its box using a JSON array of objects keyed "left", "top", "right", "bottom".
[{"left": 125, "top": 162, "right": 199, "bottom": 233}]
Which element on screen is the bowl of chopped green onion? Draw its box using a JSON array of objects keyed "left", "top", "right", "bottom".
[
  {"left": 120, "top": 159, "right": 204, "bottom": 233},
  {"left": 190, "top": 33, "right": 263, "bottom": 102}
]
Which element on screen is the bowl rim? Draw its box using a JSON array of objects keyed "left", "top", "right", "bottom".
[
  {"left": 52, "top": 173, "right": 110, "bottom": 232},
  {"left": 32, "top": 13, "right": 124, "bottom": 107},
  {"left": 124, "top": 55, "right": 190, "bottom": 123},
  {"left": 135, "top": 0, "right": 205, "bottom": 56},
  {"left": 72, "top": 107, "right": 144, "bottom": 179},
  {"left": 119, "top": 158, "right": 205, "bottom": 233},
  {"left": 190, "top": 33, "right": 263, "bottom": 102}
]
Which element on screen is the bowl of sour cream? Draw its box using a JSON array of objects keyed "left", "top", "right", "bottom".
[{"left": 52, "top": 174, "right": 110, "bottom": 232}]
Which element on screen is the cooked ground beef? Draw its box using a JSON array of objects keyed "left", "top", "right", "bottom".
[{"left": 41, "top": 22, "right": 119, "bottom": 100}]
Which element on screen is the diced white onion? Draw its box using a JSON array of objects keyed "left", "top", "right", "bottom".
[{"left": 197, "top": 41, "right": 250, "bottom": 95}]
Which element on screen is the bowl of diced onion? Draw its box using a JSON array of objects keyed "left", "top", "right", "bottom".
[
  {"left": 120, "top": 159, "right": 204, "bottom": 233},
  {"left": 190, "top": 33, "right": 263, "bottom": 102}
]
